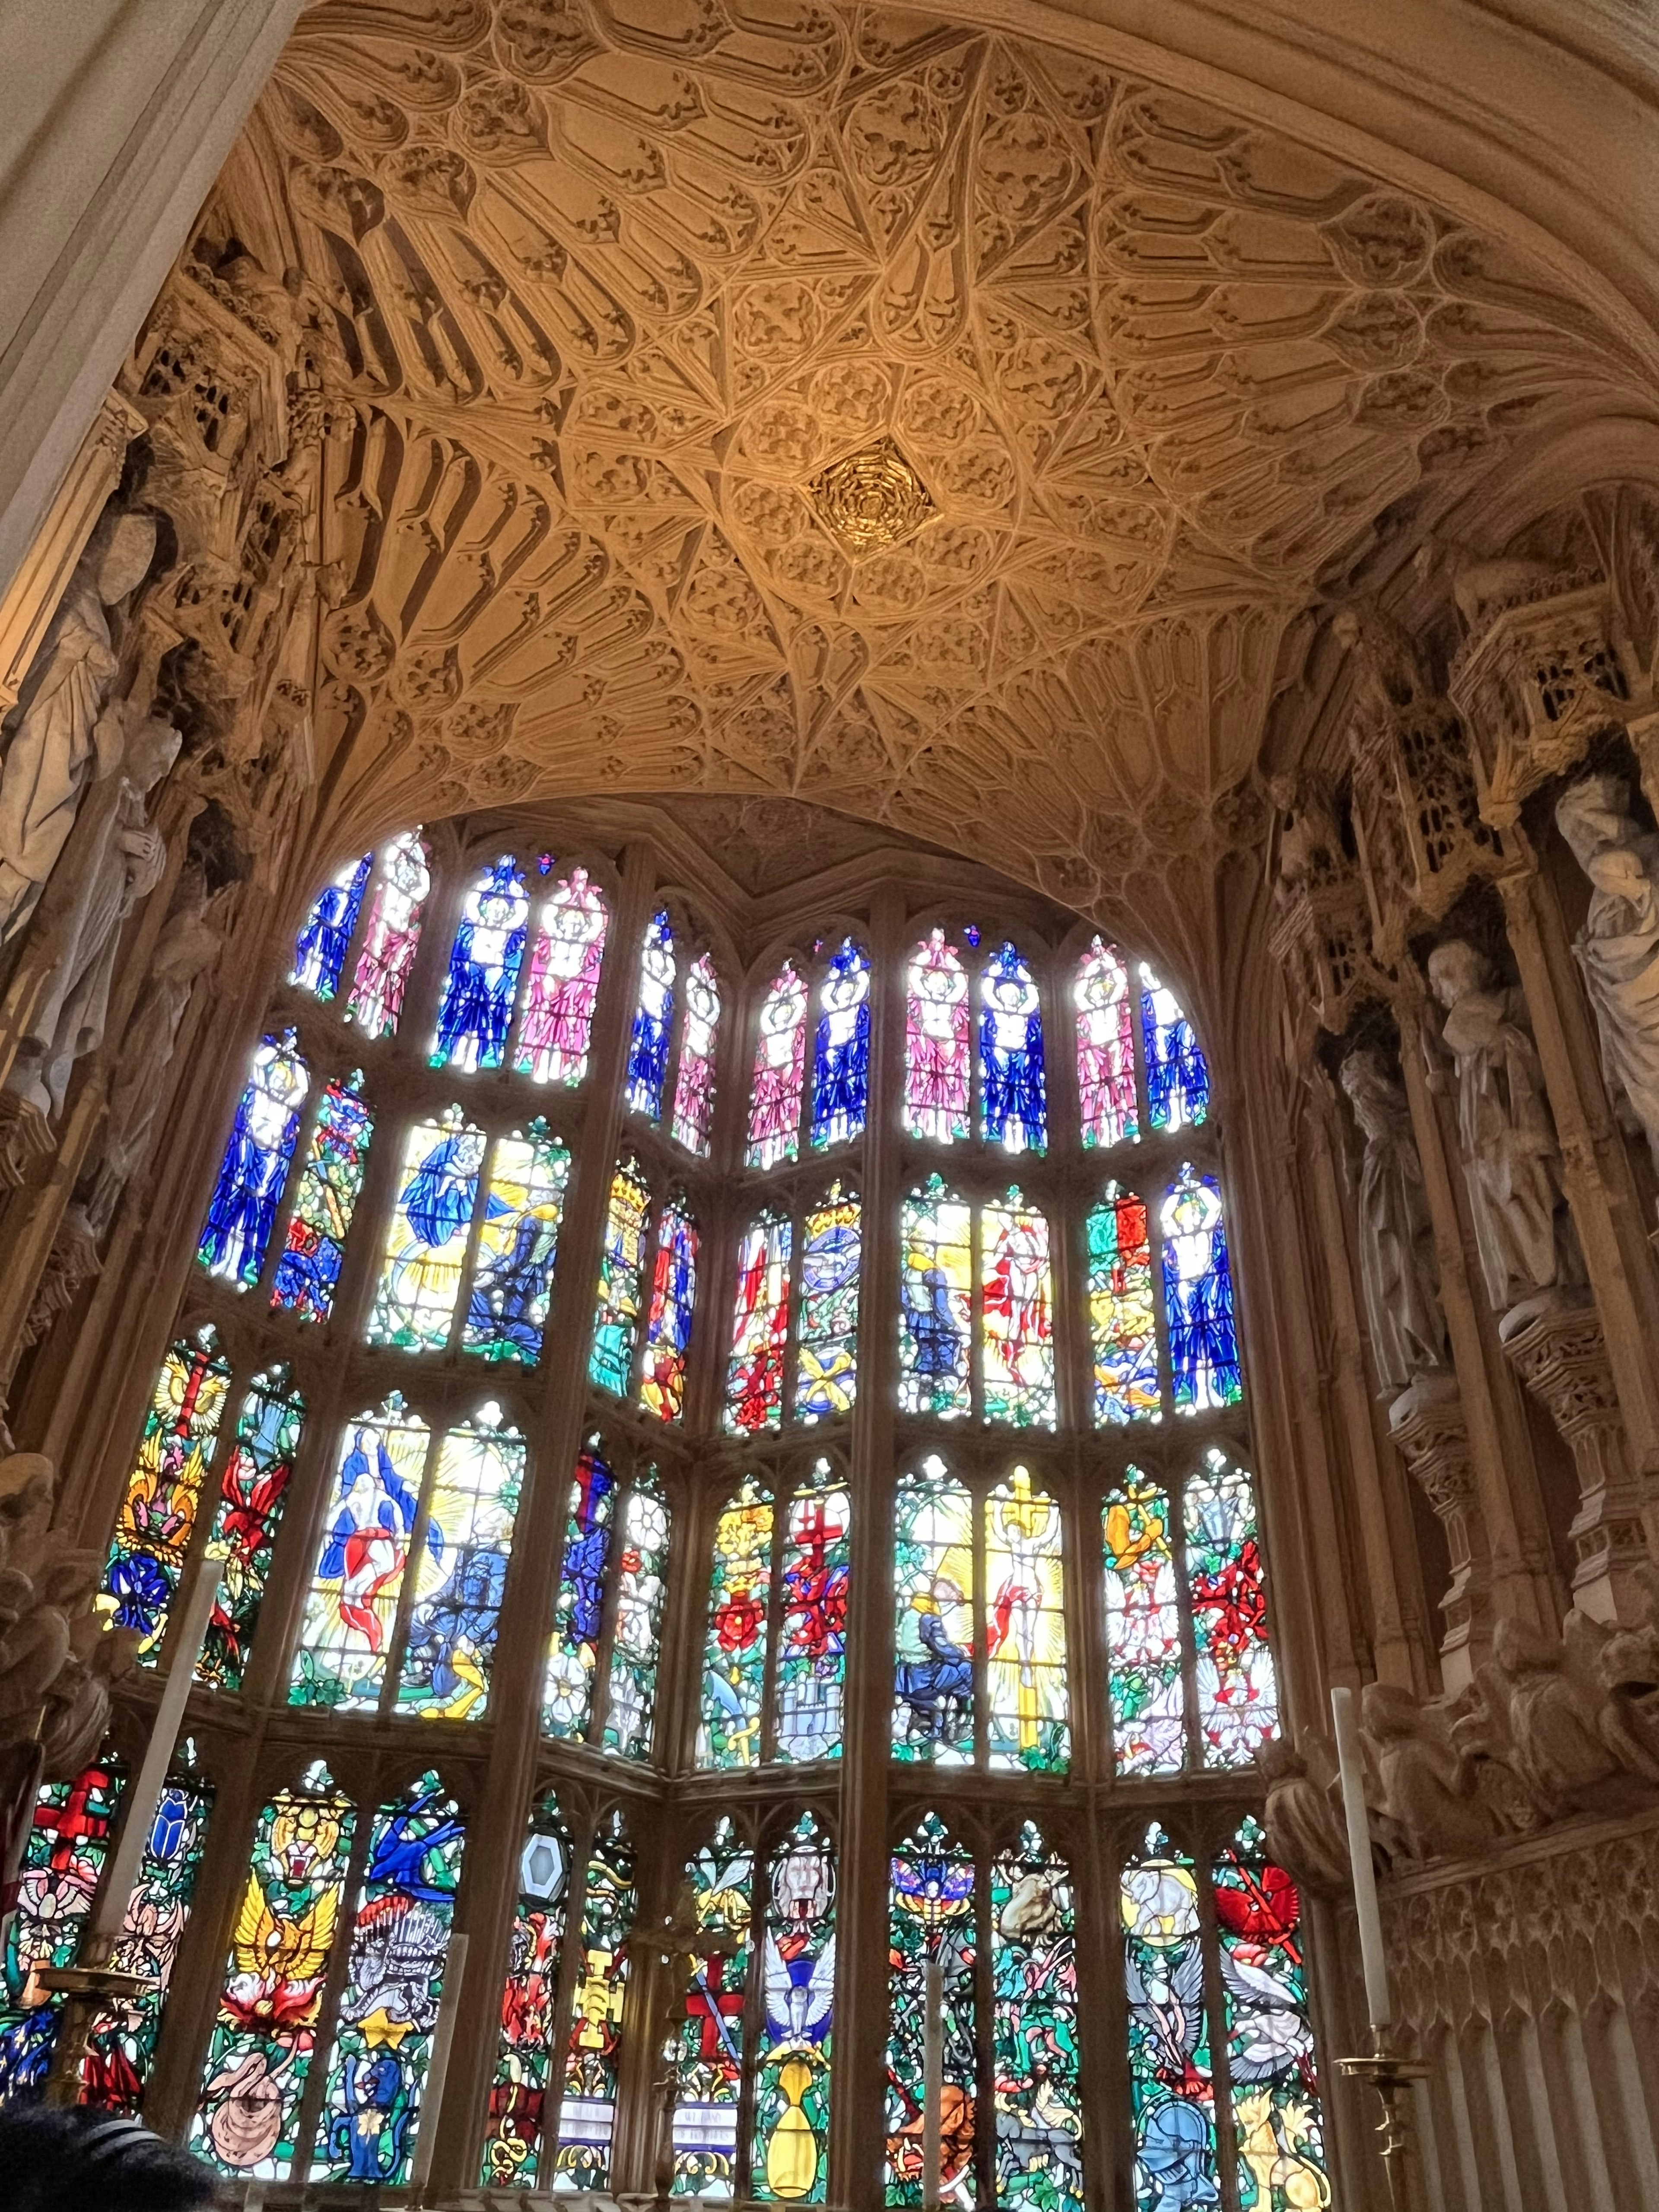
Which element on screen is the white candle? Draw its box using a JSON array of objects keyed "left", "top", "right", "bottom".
[
  {"left": 922, "top": 1955, "right": 943, "bottom": 2210},
  {"left": 409, "top": 1930, "right": 469, "bottom": 2190},
  {"left": 1330, "top": 1684, "right": 1392, "bottom": 2031}
]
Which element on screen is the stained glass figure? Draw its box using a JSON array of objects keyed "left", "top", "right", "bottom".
[
  {"left": 1214, "top": 1817, "right": 1325, "bottom": 2212},
  {"left": 270, "top": 1071, "right": 372, "bottom": 1322},
  {"left": 1121, "top": 1824, "right": 1217, "bottom": 2212},
  {"left": 641, "top": 1199, "right": 698, "bottom": 1421},
  {"left": 992, "top": 1826, "right": 1083, "bottom": 2212},
  {"left": 982, "top": 1193, "right": 1056, "bottom": 1427},
  {"left": 399, "top": 1405, "right": 524, "bottom": 1719},
  {"left": 516, "top": 866, "right": 609, "bottom": 1085},
  {"left": 1076, "top": 938, "right": 1138, "bottom": 1147},
  {"left": 698, "top": 1478, "right": 775, "bottom": 1768},
  {"left": 795, "top": 1184, "right": 859, "bottom": 1423},
  {"left": 672, "top": 954, "right": 721, "bottom": 1157},
  {"left": 289, "top": 1399, "right": 429, "bottom": 1710},
  {"left": 0, "top": 1757, "right": 125, "bottom": 2101},
  {"left": 747, "top": 963, "right": 809, "bottom": 1170},
  {"left": 1161, "top": 1166, "right": 1242, "bottom": 1414},
  {"left": 366, "top": 1109, "right": 485, "bottom": 1351},
  {"left": 1140, "top": 965, "right": 1209, "bottom": 1133},
  {"left": 627, "top": 907, "right": 677, "bottom": 1121},
  {"left": 199, "top": 1031, "right": 308, "bottom": 1288},
  {"left": 812, "top": 939, "right": 870, "bottom": 1150},
  {"left": 775, "top": 1465, "right": 850, "bottom": 1764},
  {"left": 553, "top": 1816, "right": 636, "bottom": 2190},
  {"left": 898, "top": 1179, "right": 971, "bottom": 1420},
  {"left": 1103, "top": 1473, "right": 1186, "bottom": 1777},
  {"left": 985, "top": 1468, "right": 1068, "bottom": 1772},
  {"left": 432, "top": 855, "right": 528, "bottom": 1072},
  {"left": 1186, "top": 1451, "right": 1278, "bottom": 1768},
  {"left": 1088, "top": 1184, "right": 1160, "bottom": 1424},
  {"left": 346, "top": 830, "right": 430, "bottom": 1040},
  {"left": 591, "top": 1159, "right": 650, "bottom": 1394},
  {"left": 885, "top": 1815, "right": 976, "bottom": 2206},
  {"left": 543, "top": 1445, "right": 616, "bottom": 1739},
  {"left": 290, "top": 852, "right": 370, "bottom": 999},
  {"left": 191, "top": 1764, "right": 355, "bottom": 2178},
  {"left": 603, "top": 1476, "right": 670, "bottom": 1761},
  {"left": 314, "top": 1771, "right": 464, "bottom": 2185},
  {"left": 725, "top": 1212, "right": 791, "bottom": 1435},
  {"left": 197, "top": 1367, "right": 305, "bottom": 1692},
  {"left": 892, "top": 1461, "right": 974, "bottom": 1764},
  {"left": 905, "top": 930, "right": 970, "bottom": 1144},
  {"left": 670, "top": 1821, "right": 753, "bottom": 2197},
  {"left": 754, "top": 1815, "right": 836, "bottom": 2203},
  {"left": 483, "top": 1791, "right": 571, "bottom": 2188},
  {"left": 83, "top": 1756, "right": 213, "bottom": 2113},
  {"left": 980, "top": 941, "right": 1047, "bottom": 1153},
  {"left": 464, "top": 1124, "right": 569, "bottom": 1363},
  {"left": 100, "top": 1328, "right": 231, "bottom": 1658}
]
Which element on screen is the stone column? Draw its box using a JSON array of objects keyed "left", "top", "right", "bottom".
[{"left": 1386, "top": 1372, "right": 1490, "bottom": 1670}]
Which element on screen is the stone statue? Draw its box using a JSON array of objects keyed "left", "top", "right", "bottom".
[
  {"left": 1555, "top": 773, "right": 1659, "bottom": 1174},
  {"left": 1339, "top": 1048, "right": 1449, "bottom": 1395},
  {"left": 1257, "top": 1731, "right": 1353, "bottom": 1893},
  {"left": 1362, "top": 1680, "right": 1497, "bottom": 1861},
  {"left": 1426, "top": 939, "right": 1582, "bottom": 1313},
  {"left": 1459, "top": 1615, "right": 1636, "bottom": 1822},
  {"left": 0, "top": 511, "right": 156, "bottom": 948}
]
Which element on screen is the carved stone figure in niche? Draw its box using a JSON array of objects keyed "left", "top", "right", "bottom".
[
  {"left": 1555, "top": 773, "right": 1659, "bottom": 1176},
  {"left": 1361, "top": 1680, "right": 1497, "bottom": 1861},
  {"left": 0, "top": 511, "right": 156, "bottom": 949},
  {"left": 1426, "top": 939, "right": 1583, "bottom": 1315},
  {"left": 1339, "top": 1048, "right": 1449, "bottom": 1395},
  {"left": 1257, "top": 1732, "right": 1352, "bottom": 1893}
]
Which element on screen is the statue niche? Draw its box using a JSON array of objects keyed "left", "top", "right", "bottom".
[
  {"left": 1555, "top": 772, "right": 1659, "bottom": 1181},
  {"left": 1338, "top": 1046, "right": 1449, "bottom": 1396}
]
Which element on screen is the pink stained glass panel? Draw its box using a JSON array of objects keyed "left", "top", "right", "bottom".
[
  {"left": 747, "top": 963, "right": 808, "bottom": 1170},
  {"left": 515, "top": 866, "right": 608, "bottom": 1086}
]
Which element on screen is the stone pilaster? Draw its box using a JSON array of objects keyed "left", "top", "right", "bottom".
[{"left": 1388, "top": 1373, "right": 1491, "bottom": 1682}]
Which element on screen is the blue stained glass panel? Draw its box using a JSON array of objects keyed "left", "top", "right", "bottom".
[
  {"left": 628, "top": 907, "right": 677, "bottom": 1120},
  {"left": 1161, "top": 1166, "right": 1243, "bottom": 1414},
  {"left": 432, "top": 857, "right": 528, "bottom": 1073},
  {"left": 291, "top": 853, "right": 371, "bottom": 1000},
  {"left": 398, "top": 1406, "right": 525, "bottom": 1719},
  {"left": 198, "top": 1032, "right": 308, "bottom": 1289},
  {"left": 753, "top": 1815, "right": 836, "bottom": 2202},
  {"left": 812, "top": 938, "right": 870, "bottom": 1149},
  {"left": 270, "top": 1073, "right": 372, "bottom": 1323},
  {"left": 980, "top": 940, "right": 1047, "bottom": 1153},
  {"left": 543, "top": 1444, "right": 616, "bottom": 1738},
  {"left": 1141, "top": 965, "right": 1209, "bottom": 1132}
]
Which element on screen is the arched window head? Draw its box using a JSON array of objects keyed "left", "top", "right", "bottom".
[
  {"left": 1140, "top": 963, "right": 1209, "bottom": 1132},
  {"left": 1088, "top": 1182, "right": 1158, "bottom": 1424},
  {"left": 797, "top": 1183, "right": 860, "bottom": 1423},
  {"left": 1160, "top": 1164, "right": 1241, "bottom": 1413},
  {"left": 432, "top": 855, "right": 529, "bottom": 1073},
  {"left": 290, "top": 851, "right": 370, "bottom": 1001},
  {"left": 199, "top": 1030, "right": 308, "bottom": 1289},
  {"left": 980, "top": 939, "right": 1046, "bottom": 1153},
  {"left": 726, "top": 1211, "right": 792, "bottom": 1434},
  {"left": 904, "top": 930, "right": 969, "bottom": 1144},
  {"left": 515, "top": 864, "right": 608, "bottom": 1085},
  {"left": 628, "top": 906, "right": 677, "bottom": 1120},
  {"left": 672, "top": 950, "right": 721, "bottom": 1154},
  {"left": 748, "top": 961, "right": 809, "bottom": 1169},
  {"left": 1076, "top": 936, "right": 1137, "bottom": 1147},
  {"left": 346, "top": 830, "right": 429, "bottom": 1039},
  {"left": 813, "top": 937, "right": 870, "bottom": 1149}
]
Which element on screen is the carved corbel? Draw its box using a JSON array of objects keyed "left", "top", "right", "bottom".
[{"left": 1388, "top": 1373, "right": 1493, "bottom": 1667}]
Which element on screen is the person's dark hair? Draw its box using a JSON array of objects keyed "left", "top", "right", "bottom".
[{"left": 0, "top": 2102, "right": 218, "bottom": 2212}]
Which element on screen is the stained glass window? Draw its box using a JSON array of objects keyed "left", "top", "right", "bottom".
[
  {"left": 100, "top": 1327, "right": 231, "bottom": 1659},
  {"left": 516, "top": 865, "right": 609, "bottom": 1084},
  {"left": 1122, "top": 1824, "right": 1216, "bottom": 2212},
  {"left": 670, "top": 1820, "right": 753, "bottom": 2197},
  {"left": 1161, "top": 1165, "right": 1242, "bottom": 1414},
  {"left": 672, "top": 952, "right": 721, "bottom": 1155},
  {"left": 1077, "top": 937, "right": 1138, "bottom": 1147},
  {"left": 1187, "top": 1450, "right": 1277, "bottom": 1768},
  {"left": 812, "top": 938, "right": 870, "bottom": 1149},
  {"left": 270, "top": 1071, "right": 372, "bottom": 1322},
  {"left": 291, "top": 851, "right": 370, "bottom": 999},
  {"left": 628, "top": 906, "right": 677, "bottom": 1120},
  {"left": 754, "top": 1815, "right": 836, "bottom": 2202},
  {"left": 543, "top": 1444, "right": 616, "bottom": 1739},
  {"left": 992, "top": 1826, "right": 1083, "bottom": 2212},
  {"left": 699, "top": 1478, "right": 775, "bottom": 1768},
  {"left": 591, "top": 1158, "right": 650, "bottom": 1394},
  {"left": 726, "top": 1212, "right": 791, "bottom": 1435},
  {"left": 898, "top": 1179, "right": 971, "bottom": 1420},
  {"left": 464, "top": 1123, "right": 569, "bottom": 1363},
  {"left": 346, "top": 830, "right": 430, "bottom": 1040},
  {"left": 553, "top": 1815, "right": 635, "bottom": 2190},
  {"left": 314, "top": 1770, "right": 464, "bottom": 2185},
  {"left": 1103, "top": 1473, "right": 1186, "bottom": 1777},
  {"left": 642, "top": 1198, "right": 698, "bottom": 1421},
  {"left": 399, "top": 1405, "right": 524, "bottom": 1719},
  {"left": 1214, "top": 1817, "right": 1325, "bottom": 2212},
  {"left": 775, "top": 1464, "right": 851, "bottom": 1764},
  {"left": 905, "top": 929, "right": 970, "bottom": 1144},
  {"left": 366, "top": 1108, "right": 485, "bottom": 1351},
  {"left": 603, "top": 1475, "right": 670, "bottom": 1761},
  {"left": 191, "top": 1763, "right": 354, "bottom": 2178},
  {"left": 483, "top": 1790, "right": 571, "bottom": 2188},
  {"left": 982, "top": 1192, "right": 1055, "bottom": 1427},
  {"left": 885, "top": 1815, "right": 976, "bottom": 2206},
  {"left": 432, "top": 855, "right": 529, "bottom": 1072},
  {"left": 1141, "top": 965, "right": 1209, "bottom": 1132},
  {"left": 197, "top": 1365, "right": 305, "bottom": 1692},
  {"left": 796, "top": 1184, "right": 859, "bottom": 1423},
  {"left": 892, "top": 1461, "right": 974, "bottom": 1764},
  {"left": 289, "top": 1398, "right": 429, "bottom": 1710},
  {"left": 1090, "top": 1183, "right": 1160, "bottom": 1424},
  {"left": 199, "top": 1030, "right": 308, "bottom": 1288},
  {"left": 747, "top": 963, "right": 809, "bottom": 1170},
  {"left": 980, "top": 941, "right": 1047, "bottom": 1153},
  {"left": 0, "top": 1756, "right": 125, "bottom": 2101},
  {"left": 985, "top": 1468, "right": 1068, "bottom": 1771}
]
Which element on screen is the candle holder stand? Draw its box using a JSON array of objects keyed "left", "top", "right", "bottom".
[
  {"left": 35, "top": 1932, "right": 156, "bottom": 2106},
  {"left": 1337, "top": 2043, "right": 1430, "bottom": 2212}
]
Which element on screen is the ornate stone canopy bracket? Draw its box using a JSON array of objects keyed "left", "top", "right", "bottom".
[{"left": 1389, "top": 1373, "right": 1491, "bottom": 1669}]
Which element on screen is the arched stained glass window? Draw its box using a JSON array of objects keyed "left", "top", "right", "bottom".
[
  {"left": 483, "top": 1790, "right": 572, "bottom": 2188},
  {"left": 992, "top": 1826, "right": 1083, "bottom": 2212},
  {"left": 516, "top": 864, "right": 609, "bottom": 1084},
  {"left": 985, "top": 1468, "right": 1068, "bottom": 1771},
  {"left": 1089, "top": 1182, "right": 1159, "bottom": 1424},
  {"left": 398, "top": 1405, "right": 525, "bottom": 1719},
  {"left": 670, "top": 1818, "right": 753, "bottom": 2197},
  {"left": 199, "top": 1030, "right": 308, "bottom": 1288},
  {"left": 367, "top": 1108, "right": 486, "bottom": 1351},
  {"left": 100, "top": 1326, "right": 232, "bottom": 1659},
  {"left": 900, "top": 1179, "right": 1056, "bottom": 1427},
  {"left": 0, "top": 1754, "right": 125, "bottom": 2101},
  {"left": 271, "top": 1069, "right": 372, "bottom": 1322},
  {"left": 1214, "top": 1817, "right": 1325, "bottom": 2210},
  {"left": 982, "top": 1190, "right": 1055, "bottom": 1427},
  {"left": 892, "top": 1460, "right": 974, "bottom": 1765},
  {"left": 466, "top": 1122, "right": 569, "bottom": 1363},
  {"left": 541, "top": 1448, "right": 668, "bottom": 1759},
  {"left": 196, "top": 1364, "right": 305, "bottom": 1692},
  {"left": 347, "top": 830, "right": 430, "bottom": 1039},
  {"left": 905, "top": 930, "right": 970, "bottom": 1143},
  {"left": 754, "top": 1814, "right": 836, "bottom": 2201},
  {"left": 885, "top": 1815, "right": 976, "bottom": 2206},
  {"left": 700, "top": 1477, "right": 775, "bottom": 1768},
  {"left": 628, "top": 906, "right": 677, "bottom": 1120},
  {"left": 672, "top": 951, "right": 721, "bottom": 1155},
  {"left": 980, "top": 940, "right": 1046, "bottom": 1152},
  {"left": 796, "top": 1182, "right": 859, "bottom": 1422},
  {"left": 432, "top": 855, "right": 529, "bottom": 1072},
  {"left": 603, "top": 1472, "right": 671, "bottom": 1761},
  {"left": 1077, "top": 937, "right": 1138, "bottom": 1146},
  {"left": 775, "top": 1463, "right": 851, "bottom": 1764},
  {"left": 812, "top": 938, "right": 869, "bottom": 1148},
  {"left": 1103, "top": 1471, "right": 1185, "bottom": 1777},
  {"left": 552, "top": 1815, "right": 636, "bottom": 2190},
  {"left": 1187, "top": 1450, "right": 1277, "bottom": 1767},
  {"left": 544, "top": 1442, "right": 616, "bottom": 1739},
  {"left": 726, "top": 1211, "right": 791, "bottom": 1434},
  {"left": 642, "top": 1197, "right": 698, "bottom": 1421},
  {"left": 1122, "top": 1824, "right": 1216, "bottom": 2212},
  {"left": 291, "top": 851, "right": 370, "bottom": 1000},
  {"left": 591, "top": 1157, "right": 650, "bottom": 1394},
  {"left": 899, "top": 1179, "right": 971, "bottom": 1420},
  {"left": 289, "top": 1397, "right": 428, "bottom": 1711},
  {"left": 748, "top": 962, "right": 809, "bottom": 1169},
  {"left": 1140, "top": 964, "right": 1209, "bottom": 1132},
  {"left": 1161, "top": 1165, "right": 1241, "bottom": 1414}
]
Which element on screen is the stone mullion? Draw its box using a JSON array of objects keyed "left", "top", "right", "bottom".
[
  {"left": 291, "top": 1774, "right": 378, "bottom": 2184},
  {"left": 1079, "top": 1815, "right": 1134, "bottom": 2212},
  {"left": 374, "top": 1424, "right": 445, "bottom": 1721},
  {"left": 1195, "top": 1813, "right": 1245, "bottom": 2212}
]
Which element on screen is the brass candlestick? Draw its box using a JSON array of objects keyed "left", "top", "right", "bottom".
[
  {"left": 1337, "top": 2043, "right": 1430, "bottom": 2212},
  {"left": 36, "top": 1934, "right": 155, "bottom": 2107}
]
